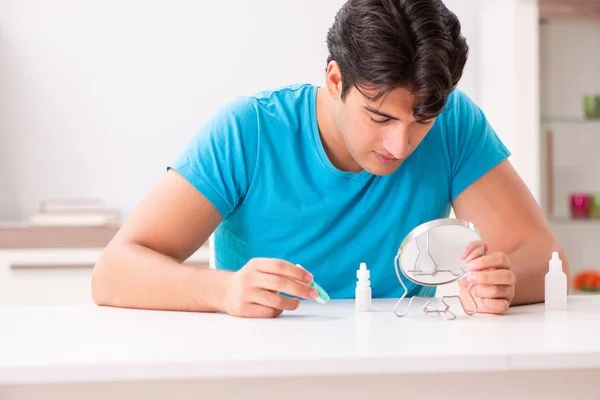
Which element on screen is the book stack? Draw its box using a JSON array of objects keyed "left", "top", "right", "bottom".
[{"left": 28, "top": 199, "right": 121, "bottom": 227}]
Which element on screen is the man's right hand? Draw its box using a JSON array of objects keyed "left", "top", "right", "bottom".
[{"left": 221, "top": 258, "right": 319, "bottom": 318}]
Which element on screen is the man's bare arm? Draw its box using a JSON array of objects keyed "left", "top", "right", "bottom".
[
  {"left": 91, "top": 169, "right": 229, "bottom": 312},
  {"left": 92, "top": 169, "right": 317, "bottom": 317},
  {"left": 453, "top": 160, "right": 570, "bottom": 306}
]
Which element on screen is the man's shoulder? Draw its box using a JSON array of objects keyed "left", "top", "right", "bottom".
[
  {"left": 440, "top": 88, "right": 469, "bottom": 117},
  {"left": 215, "top": 83, "right": 315, "bottom": 124},
  {"left": 439, "top": 88, "right": 487, "bottom": 122},
  {"left": 199, "top": 83, "right": 315, "bottom": 151},
  {"left": 248, "top": 83, "right": 316, "bottom": 102}
]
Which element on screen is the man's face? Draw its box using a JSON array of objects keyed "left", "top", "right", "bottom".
[{"left": 334, "top": 85, "right": 436, "bottom": 176}]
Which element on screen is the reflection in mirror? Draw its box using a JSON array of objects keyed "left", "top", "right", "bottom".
[{"left": 394, "top": 218, "right": 482, "bottom": 320}]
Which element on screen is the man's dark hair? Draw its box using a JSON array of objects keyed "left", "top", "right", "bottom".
[{"left": 326, "top": 0, "right": 469, "bottom": 120}]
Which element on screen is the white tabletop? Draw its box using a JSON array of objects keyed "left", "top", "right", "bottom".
[{"left": 1, "top": 295, "right": 598, "bottom": 385}]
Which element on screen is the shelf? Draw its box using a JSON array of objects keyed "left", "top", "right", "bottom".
[
  {"left": 2, "top": 246, "right": 210, "bottom": 268},
  {"left": 548, "top": 216, "right": 600, "bottom": 224},
  {"left": 571, "top": 290, "right": 600, "bottom": 296},
  {"left": 539, "top": 0, "right": 600, "bottom": 21},
  {"left": 0, "top": 224, "right": 121, "bottom": 249},
  {"left": 541, "top": 117, "right": 600, "bottom": 125}
]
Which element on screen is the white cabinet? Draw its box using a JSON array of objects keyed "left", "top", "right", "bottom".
[{"left": 0, "top": 247, "right": 210, "bottom": 305}]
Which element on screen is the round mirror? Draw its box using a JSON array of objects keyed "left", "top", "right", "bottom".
[{"left": 397, "top": 218, "right": 482, "bottom": 286}]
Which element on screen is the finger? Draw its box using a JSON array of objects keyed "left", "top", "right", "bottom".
[
  {"left": 471, "top": 284, "right": 514, "bottom": 300},
  {"left": 252, "top": 289, "right": 301, "bottom": 311},
  {"left": 254, "top": 259, "right": 313, "bottom": 284},
  {"left": 254, "top": 272, "right": 318, "bottom": 300},
  {"left": 467, "top": 252, "right": 511, "bottom": 271},
  {"left": 467, "top": 269, "right": 516, "bottom": 285},
  {"left": 237, "top": 303, "right": 283, "bottom": 319},
  {"left": 464, "top": 247, "right": 485, "bottom": 263},
  {"left": 464, "top": 243, "right": 488, "bottom": 263},
  {"left": 475, "top": 297, "right": 510, "bottom": 314},
  {"left": 461, "top": 240, "right": 487, "bottom": 261}
]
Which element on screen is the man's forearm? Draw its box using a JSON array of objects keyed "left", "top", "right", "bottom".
[
  {"left": 508, "top": 231, "right": 570, "bottom": 306},
  {"left": 92, "top": 242, "right": 232, "bottom": 312}
]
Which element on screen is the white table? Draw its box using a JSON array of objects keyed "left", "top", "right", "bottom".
[{"left": 1, "top": 296, "right": 599, "bottom": 400}]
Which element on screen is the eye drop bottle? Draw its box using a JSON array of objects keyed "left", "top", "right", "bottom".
[
  {"left": 356, "top": 262, "right": 372, "bottom": 311},
  {"left": 545, "top": 252, "right": 567, "bottom": 312}
]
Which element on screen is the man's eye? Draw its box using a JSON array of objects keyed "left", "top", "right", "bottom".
[
  {"left": 416, "top": 119, "right": 433, "bottom": 125},
  {"left": 370, "top": 117, "right": 391, "bottom": 124}
]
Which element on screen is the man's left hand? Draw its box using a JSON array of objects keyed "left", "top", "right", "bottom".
[{"left": 458, "top": 241, "right": 516, "bottom": 314}]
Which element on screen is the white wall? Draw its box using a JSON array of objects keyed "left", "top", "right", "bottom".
[
  {"left": 0, "top": 0, "right": 344, "bottom": 220},
  {"left": 1, "top": 0, "right": 487, "bottom": 222},
  {"left": 478, "top": 0, "right": 541, "bottom": 202},
  {"left": 0, "top": 105, "right": 17, "bottom": 220}
]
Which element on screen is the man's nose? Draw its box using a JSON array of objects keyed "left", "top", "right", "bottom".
[{"left": 382, "top": 129, "right": 410, "bottom": 159}]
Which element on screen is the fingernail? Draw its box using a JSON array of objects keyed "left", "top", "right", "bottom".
[
  {"left": 305, "top": 273, "right": 314, "bottom": 283},
  {"left": 467, "top": 273, "right": 477, "bottom": 283},
  {"left": 310, "top": 289, "right": 318, "bottom": 299}
]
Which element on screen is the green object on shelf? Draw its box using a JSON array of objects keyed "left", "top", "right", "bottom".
[
  {"left": 590, "top": 195, "right": 600, "bottom": 219},
  {"left": 583, "top": 94, "right": 600, "bottom": 119}
]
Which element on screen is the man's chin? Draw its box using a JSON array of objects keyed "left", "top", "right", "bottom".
[{"left": 362, "top": 161, "right": 403, "bottom": 176}]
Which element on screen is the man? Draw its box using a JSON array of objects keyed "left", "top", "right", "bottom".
[{"left": 92, "top": 0, "right": 569, "bottom": 318}]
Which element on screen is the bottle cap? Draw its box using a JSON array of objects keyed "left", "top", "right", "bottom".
[
  {"left": 357, "top": 262, "right": 370, "bottom": 280},
  {"left": 549, "top": 251, "right": 563, "bottom": 272}
]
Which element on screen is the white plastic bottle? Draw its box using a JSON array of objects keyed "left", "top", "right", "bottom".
[
  {"left": 545, "top": 252, "right": 568, "bottom": 311},
  {"left": 355, "top": 262, "right": 372, "bottom": 311}
]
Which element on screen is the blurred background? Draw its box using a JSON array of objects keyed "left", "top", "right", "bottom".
[{"left": 0, "top": 0, "right": 598, "bottom": 305}]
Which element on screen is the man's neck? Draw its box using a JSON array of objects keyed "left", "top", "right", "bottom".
[{"left": 315, "top": 87, "right": 362, "bottom": 173}]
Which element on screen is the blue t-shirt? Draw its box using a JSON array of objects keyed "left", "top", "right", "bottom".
[{"left": 168, "top": 83, "right": 510, "bottom": 299}]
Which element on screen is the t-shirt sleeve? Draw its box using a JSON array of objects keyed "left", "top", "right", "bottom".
[
  {"left": 167, "top": 97, "right": 259, "bottom": 219},
  {"left": 443, "top": 89, "right": 511, "bottom": 201}
]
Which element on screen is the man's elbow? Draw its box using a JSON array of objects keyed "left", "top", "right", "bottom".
[
  {"left": 512, "top": 231, "right": 568, "bottom": 306},
  {"left": 91, "top": 248, "right": 120, "bottom": 307}
]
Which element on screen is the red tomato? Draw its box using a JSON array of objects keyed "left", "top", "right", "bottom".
[{"left": 584, "top": 273, "right": 597, "bottom": 291}]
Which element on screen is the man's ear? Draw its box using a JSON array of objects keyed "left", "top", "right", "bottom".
[{"left": 325, "top": 60, "right": 343, "bottom": 101}]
